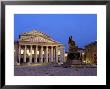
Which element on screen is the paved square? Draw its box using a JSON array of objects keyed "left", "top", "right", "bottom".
[{"left": 14, "top": 63, "right": 97, "bottom": 76}]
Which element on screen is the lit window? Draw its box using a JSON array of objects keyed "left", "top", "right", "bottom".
[
  {"left": 27, "top": 49, "right": 29, "bottom": 54},
  {"left": 83, "top": 60, "right": 86, "bottom": 63},
  {"left": 88, "top": 60, "right": 91, "bottom": 63},
  {"left": 37, "top": 51, "right": 39, "bottom": 54},
  {"left": 32, "top": 50, "right": 34, "bottom": 54},
  {"left": 58, "top": 51, "right": 60, "bottom": 55},
  {"left": 28, "top": 53, "right": 30, "bottom": 56},
  {"left": 42, "top": 51, "right": 44, "bottom": 54},
  {"left": 21, "top": 49, "right": 24, "bottom": 54}
]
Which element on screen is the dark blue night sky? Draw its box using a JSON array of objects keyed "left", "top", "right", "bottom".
[{"left": 14, "top": 14, "right": 97, "bottom": 51}]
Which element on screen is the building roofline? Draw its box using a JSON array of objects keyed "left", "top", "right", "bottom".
[
  {"left": 17, "top": 29, "right": 65, "bottom": 46},
  {"left": 85, "top": 41, "right": 97, "bottom": 48}
]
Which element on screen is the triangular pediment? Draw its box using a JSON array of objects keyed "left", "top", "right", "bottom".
[
  {"left": 19, "top": 30, "right": 59, "bottom": 44},
  {"left": 19, "top": 36, "right": 56, "bottom": 43},
  {"left": 21, "top": 30, "right": 50, "bottom": 39}
]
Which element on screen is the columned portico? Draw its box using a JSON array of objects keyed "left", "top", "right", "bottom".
[{"left": 18, "top": 45, "right": 64, "bottom": 64}]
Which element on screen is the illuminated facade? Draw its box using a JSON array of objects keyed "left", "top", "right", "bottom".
[
  {"left": 84, "top": 41, "right": 97, "bottom": 64},
  {"left": 14, "top": 30, "right": 65, "bottom": 65}
]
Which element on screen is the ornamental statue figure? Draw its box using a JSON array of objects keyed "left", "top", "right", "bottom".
[{"left": 68, "top": 36, "right": 77, "bottom": 52}]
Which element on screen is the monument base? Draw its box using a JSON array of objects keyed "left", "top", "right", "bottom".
[
  {"left": 62, "top": 59, "right": 82, "bottom": 67},
  {"left": 69, "top": 60, "right": 82, "bottom": 65},
  {"left": 67, "top": 59, "right": 82, "bottom": 65}
]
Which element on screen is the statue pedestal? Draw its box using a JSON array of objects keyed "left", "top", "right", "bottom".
[
  {"left": 62, "top": 59, "right": 82, "bottom": 68},
  {"left": 66, "top": 59, "right": 82, "bottom": 65},
  {"left": 68, "top": 60, "right": 82, "bottom": 65}
]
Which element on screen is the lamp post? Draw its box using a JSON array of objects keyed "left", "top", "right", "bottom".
[{"left": 82, "top": 52, "right": 85, "bottom": 64}]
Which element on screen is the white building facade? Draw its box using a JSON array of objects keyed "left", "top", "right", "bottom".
[{"left": 14, "top": 30, "right": 65, "bottom": 65}]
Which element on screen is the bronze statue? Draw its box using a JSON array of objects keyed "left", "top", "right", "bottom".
[
  {"left": 68, "top": 36, "right": 77, "bottom": 52},
  {"left": 62, "top": 36, "right": 81, "bottom": 67}
]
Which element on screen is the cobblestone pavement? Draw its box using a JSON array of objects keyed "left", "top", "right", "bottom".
[{"left": 14, "top": 63, "right": 97, "bottom": 76}]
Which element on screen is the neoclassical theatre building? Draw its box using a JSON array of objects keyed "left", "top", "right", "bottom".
[{"left": 14, "top": 30, "right": 65, "bottom": 65}]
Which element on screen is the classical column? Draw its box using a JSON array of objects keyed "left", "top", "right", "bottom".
[
  {"left": 59, "top": 46, "right": 65, "bottom": 63},
  {"left": 24, "top": 45, "right": 26, "bottom": 62},
  {"left": 51, "top": 46, "right": 53, "bottom": 62},
  {"left": 43, "top": 47, "right": 45, "bottom": 63},
  {"left": 55, "top": 46, "right": 58, "bottom": 63},
  {"left": 40, "top": 46, "right": 43, "bottom": 63},
  {"left": 46, "top": 46, "right": 48, "bottom": 63},
  {"left": 29, "top": 45, "right": 32, "bottom": 63},
  {"left": 35, "top": 45, "right": 38, "bottom": 63},
  {"left": 18, "top": 45, "right": 21, "bottom": 64},
  {"left": 53, "top": 47, "right": 56, "bottom": 62}
]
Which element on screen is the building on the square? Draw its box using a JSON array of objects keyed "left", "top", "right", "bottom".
[
  {"left": 14, "top": 30, "right": 65, "bottom": 65},
  {"left": 77, "top": 48, "right": 85, "bottom": 62},
  {"left": 84, "top": 41, "right": 97, "bottom": 64}
]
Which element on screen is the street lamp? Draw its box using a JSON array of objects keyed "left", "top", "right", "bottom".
[
  {"left": 65, "top": 53, "right": 67, "bottom": 57},
  {"left": 82, "top": 52, "right": 85, "bottom": 55}
]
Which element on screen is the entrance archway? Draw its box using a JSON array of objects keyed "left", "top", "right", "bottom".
[{"left": 20, "top": 58, "right": 23, "bottom": 63}]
